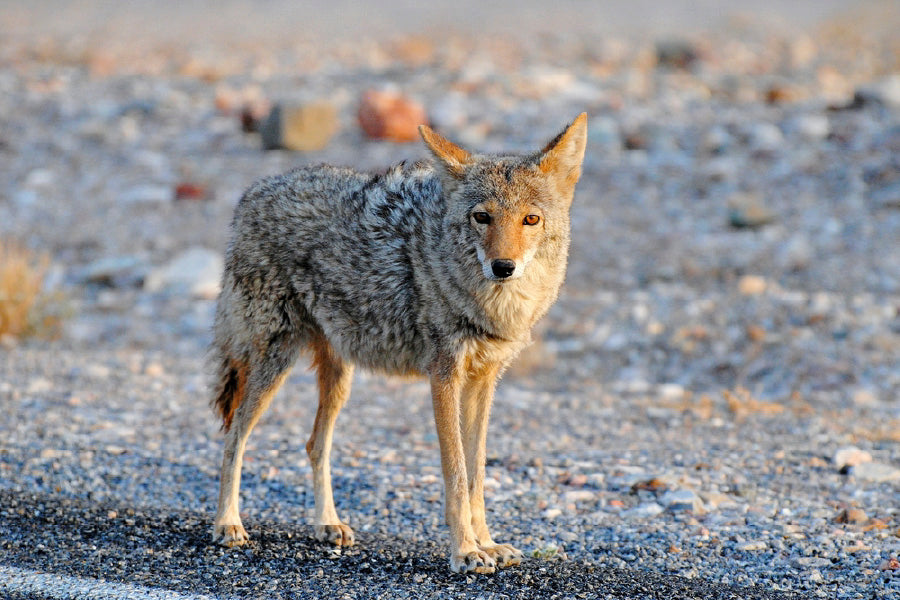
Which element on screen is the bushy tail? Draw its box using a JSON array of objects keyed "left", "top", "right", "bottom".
[{"left": 209, "top": 347, "right": 247, "bottom": 432}]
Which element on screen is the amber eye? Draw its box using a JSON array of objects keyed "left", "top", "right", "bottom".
[
  {"left": 472, "top": 212, "right": 491, "bottom": 224},
  {"left": 523, "top": 214, "right": 541, "bottom": 226}
]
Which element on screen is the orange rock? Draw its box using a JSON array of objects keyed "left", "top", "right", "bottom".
[{"left": 358, "top": 90, "right": 427, "bottom": 142}]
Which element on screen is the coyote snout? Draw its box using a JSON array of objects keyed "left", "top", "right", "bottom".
[{"left": 471, "top": 206, "right": 544, "bottom": 281}]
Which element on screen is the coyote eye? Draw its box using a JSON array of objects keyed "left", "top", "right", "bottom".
[
  {"left": 523, "top": 214, "right": 541, "bottom": 226},
  {"left": 472, "top": 212, "right": 491, "bottom": 224}
]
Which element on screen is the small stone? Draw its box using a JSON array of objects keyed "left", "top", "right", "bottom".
[
  {"left": 107, "top": 510, "right": 118, "bottom": 519},
  {"left": 832, "top": 446, "right": 872, "bottom": 470},
  {"left": 660, "top": 489, "right": 705, "bottom": 513},
  {"left": 562, "top": 490, "right": 596, "bottom": 504},
  {"left": 791, "top": 556, "right": 831, "bottom": 569},
  {"left": 174, "top": 182, "right": 208, "bottom": 201},
  {"left": 746, "top": 122, "right": 784, "bottom": 153},
  {"left": 144, "top": 362, "right": 165, "bottom": 377},
  {"left": 834, "top": 508, "right": 868, "bottom": 524},
  {"left": 260, "top": 102, "right": 339, "bottom": 151},
  {"left": 738, "top": 275, "right": 768, "bottom": 296},
  {"left": 631, "top": 477, "right": 669, "bottom": 493},
  {"left": 79, "top": 256, "right": 144, "bottom": 286},
  {"left": 852, "top": 389, "right": 879, "bottom": 406},
  {"left": 700, "top": 492, "right": 737, "bottom": 510},
  {"left": 790, "top": 114, "right": 830, "bottom": 141},
  {"left": 655, "top": 39, "right": 698, "bottom": 69},
  {"left": 851, "top": 462, "right": 900, "bottom": 483},
  {"left": 854, "top": 75, "right": 900, "bottom": 109},
  {"left": 542, "top": 508, "right": 563, "bottom": 520},
  {"left": 765, "top": 83, "right": 803, "bottom": 104},
  {"left": 357, "top": 90, "right": 426, "bottom": 142},
  {"left": 746, "top": 324, "right": 766, "bottom": 343},
  {"left": 878, "top": 557, "right": 900, "bottom": 571},
  {"left": 737, "top": 541, "right": 767, "bottom": 552},
  {"left": 622, "top": 502, "right": 664, "bottom": 519},
  {"left": 728, "top": 193, "right": 777, "bottom": 229}
]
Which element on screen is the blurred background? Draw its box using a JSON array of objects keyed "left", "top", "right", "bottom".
[{"left": 1, "top": 1, "right": 899, "bottom": 595}]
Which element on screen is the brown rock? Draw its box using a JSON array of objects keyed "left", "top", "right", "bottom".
[
  {"left": 358, "top": 90, "right": 427, "bottom": 142},
  {"left": 261, "top": 102, "right": 339, "bottom": 151},
  {"left": 834, "top": 507, "right": 868, "bottom": 525}
]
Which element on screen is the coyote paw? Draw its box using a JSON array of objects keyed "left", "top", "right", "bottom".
[
  {"left": 314, "top": 523, "right": 355, "bottom": 547},
  {"left": 213, "top": 522, "right": 249, "bottom": 547},
  {"left": 480, "top": 543, "right": 524, "bottom": 568},
  {"left": 450, "top": 549, "right": 496, "bottom": 574}
]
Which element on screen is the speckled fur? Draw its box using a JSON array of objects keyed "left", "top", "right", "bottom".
[{"left": 210, "top": 114, "right": 587, "bottom": 574}]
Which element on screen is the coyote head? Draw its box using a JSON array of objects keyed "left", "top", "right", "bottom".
[{"left": 420, "top": 114, "right": 587, "bottom": 282}]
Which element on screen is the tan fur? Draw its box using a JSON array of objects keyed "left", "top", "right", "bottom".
[{"left": 208, "top": 114, "right": 588, "bottom": 574}]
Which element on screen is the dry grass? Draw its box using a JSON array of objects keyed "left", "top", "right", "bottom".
[{"left": 0, "top": 240, "right": 61, "bottom": 339}]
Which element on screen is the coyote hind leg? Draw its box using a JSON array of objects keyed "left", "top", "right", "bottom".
[
  {"left": 306, "top": 336, "right": 355, "bottom": 547},
  {"left": 213, "top": 336, "right": 298, "bottom": 547}
]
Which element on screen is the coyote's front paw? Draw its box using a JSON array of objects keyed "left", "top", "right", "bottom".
[
  {"left": 213, "top": 522, "right": 249, "bottom": 547},
  {"left": 480, "top": 543, "right": 524, "bottom": 568},
  {"left": 450, "top": 548, "right": 497, "bottom": 574},
  {"left": 314, "top": 523, "right": 355, "bottom": 547}
]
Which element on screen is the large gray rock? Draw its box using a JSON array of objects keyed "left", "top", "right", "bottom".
[{"left": 143, "top": 247, "right": 223, "bottom": 299}]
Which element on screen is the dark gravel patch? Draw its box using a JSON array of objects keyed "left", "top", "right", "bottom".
[{"left": 0, "top": 489, "right": 802, "bottom": 599}]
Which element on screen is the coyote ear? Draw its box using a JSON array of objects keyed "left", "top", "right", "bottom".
[
  {"left": 419, "top": 125, "right": 472, "bottom": 179},
  {"left": 538, "top": 113, "right": 588, "bottom": 195}
]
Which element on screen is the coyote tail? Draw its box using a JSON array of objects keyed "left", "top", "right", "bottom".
[{"left": 210, "top": 347, "right": 247, "bottom": 432}]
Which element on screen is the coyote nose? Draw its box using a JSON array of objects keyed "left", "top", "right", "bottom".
[{"left": 491, "top": 259, "right": 516, "bottom": 279}]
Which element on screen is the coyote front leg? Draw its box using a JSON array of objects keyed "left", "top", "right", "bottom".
[
  {"left": 461, "top": 366, "right": 524, "bottom": 568},
  {"left": 306, "top": 337, "right": 355, "bottom": 547},
  {"left": 430, "top": 357, "right": 496, "bottom": 574}
]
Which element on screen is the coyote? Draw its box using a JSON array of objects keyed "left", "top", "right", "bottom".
[{"left": 210, "top": 113, "right": 587, "bottom": 574}]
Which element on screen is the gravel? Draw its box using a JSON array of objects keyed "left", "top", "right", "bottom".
[{"left": 1, "top": 2, "right": 899, "bottom": 599}]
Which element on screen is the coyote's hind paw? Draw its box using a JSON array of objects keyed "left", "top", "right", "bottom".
[
  {"left": 314, "top": 523, "right": 355, "bottom": 547},
  {"left": 213, "top": 522, "right": 249, "bottom": 547},
  {"left": 480, "top": 543, "right": 524, "bottom": 568}
]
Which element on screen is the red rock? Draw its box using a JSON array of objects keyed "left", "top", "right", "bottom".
[
  {"left": 174, "top": 182, "right": 208, "bottom": 201},
  {"left": 358, "top": 90, "right": 427, "bottom": 142}
]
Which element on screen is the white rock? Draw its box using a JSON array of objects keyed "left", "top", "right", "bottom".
[
  {"left": 660, "top": 489, "right": 705, "bottom": 513},
  {"left": 562, "top": 490, "right": 596, "bottom": 504},
  {"left": 79, "top": 256, "right": 144, "bottom": 285},
  {"left": 144, "top": 247, "right": 223, "bottom": 299},
  {"left": 832, "top": 446, "right": 872, "bottom": 469},
  {"left": 747, "top": 122, "right": 784, "bottom": 153},
  {"left": 790, "top": 114, "right": 830, "bottom": 141},
  {"left": 856, "top": 75, "right": 900, "bottom": 109},
  {"left": 622, "top": 502, "right": 664, "bottom": 519},
  {"left": 737, "top": 541, "right": 767, "bottom": 552},
  {"left": 851, "top": 462, "right": 900, "bottom": 483}
]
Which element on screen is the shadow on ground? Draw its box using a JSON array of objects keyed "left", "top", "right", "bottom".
[{"left": 0, "top": 489, "right": 801, "bottom": 599}]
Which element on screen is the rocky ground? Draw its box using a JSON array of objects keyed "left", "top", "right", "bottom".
[{"left": 1, "top": 2, "right": 899, "bottom": 598}]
